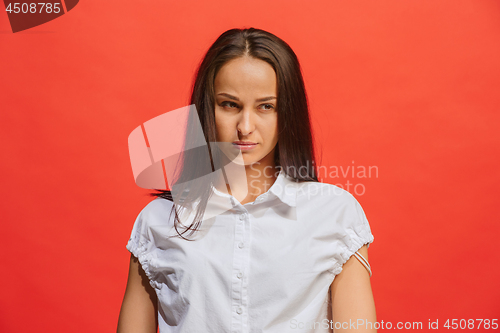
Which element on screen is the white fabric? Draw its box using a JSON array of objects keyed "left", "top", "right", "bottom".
[{"left": 126, "top": 169, "right": 374, "bottom": 333}]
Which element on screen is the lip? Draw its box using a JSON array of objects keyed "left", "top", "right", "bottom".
[{"left": 232, "top": 141, "right": 258, "bottom": 151}]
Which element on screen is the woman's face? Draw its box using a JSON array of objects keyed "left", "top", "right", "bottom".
[{"left": 214, "top": 56, "right": 278, "bottom": 167}]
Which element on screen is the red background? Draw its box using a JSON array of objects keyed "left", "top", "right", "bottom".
[{"left": 1, "top": 0, "right": 499, "bottom": 332}]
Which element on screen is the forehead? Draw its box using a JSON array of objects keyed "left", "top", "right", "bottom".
[{"left": 214, "top": 56, "right": 277, "bottom": 96}]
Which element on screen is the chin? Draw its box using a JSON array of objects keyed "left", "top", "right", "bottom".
[
  {"left": 234, "top": 156, "right": 260, "bottom": 166},
  {"left": 234, "top": 159, "right": 255, "bottom": 166}
]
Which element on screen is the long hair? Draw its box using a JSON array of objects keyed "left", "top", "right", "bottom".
[{"left": 149, "top": 27, "right": 319, "bottom": 240}]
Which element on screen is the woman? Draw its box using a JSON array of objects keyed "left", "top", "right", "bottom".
[{"left": 117, "top": 27, "right": 376, "bottom": 333}]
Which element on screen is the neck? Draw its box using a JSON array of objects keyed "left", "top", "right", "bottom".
[{"left": 213, "top": 152, "right": 279, "bottom": 204}]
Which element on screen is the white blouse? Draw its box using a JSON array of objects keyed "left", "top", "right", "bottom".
[{"left": 126, "top": 169, "right": 375, "bottom": 333}]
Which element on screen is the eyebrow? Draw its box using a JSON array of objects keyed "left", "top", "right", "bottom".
[{"left": 217, "top": 93, "right": 276, "bottom": 103}]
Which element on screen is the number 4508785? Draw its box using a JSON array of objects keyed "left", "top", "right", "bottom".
[
  {"left": 444, "top": 319, "right": 498, "bottom": 330},
  {"left": 5, "top": 3, "right": 62, "bottom": 14}
]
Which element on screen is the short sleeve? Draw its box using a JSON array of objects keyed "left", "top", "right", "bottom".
[
  {"left": 125, "top": 198, "right": 173, "bottom": 289},
  {"left": 126, "top": 204, "right": 150, "bottom": 259},
  {"left": 330, "top": 192, "right": 375, "bottom": 276}
]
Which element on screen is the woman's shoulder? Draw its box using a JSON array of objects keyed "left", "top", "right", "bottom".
[
  {"left": 297, "top": 181, "right": 373, "bottom": 237},
  {"left": 296, "top": 180, "right": 356, "bottom": 205},
  {"left": 136, "top": 197, "right": 176, "bottom": 222}
]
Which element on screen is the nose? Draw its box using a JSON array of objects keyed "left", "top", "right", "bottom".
[{"left": 236, "top": 107, "right": 255, "bottom": 136}]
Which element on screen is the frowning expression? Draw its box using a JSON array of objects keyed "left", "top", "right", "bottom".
[{"left": 214, "top": 56, "right": 278, "bottom": 167}]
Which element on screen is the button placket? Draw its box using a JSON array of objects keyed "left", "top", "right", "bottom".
[{"left": 230, "top": 209, "right": 251, "bottom": 333}]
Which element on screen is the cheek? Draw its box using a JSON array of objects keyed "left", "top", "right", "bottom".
[
  {"left": 268, "top": 116, "right": 279, "bottom": 143},
  {"left": 215, "top": 112, "right": 231, "bottom": 140}
]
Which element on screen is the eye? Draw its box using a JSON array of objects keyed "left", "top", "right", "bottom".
[
  {"left": 260, "top": 103, "right": 275, "bottom": 111},
  {"left": 220, "top": 101, "right": 239, "bottom": 109}
]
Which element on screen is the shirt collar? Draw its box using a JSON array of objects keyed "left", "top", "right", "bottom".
[
  {"left": 268, "top": 168, "right": 297, "bottom": 207},
  {"left": 210, "top": 168, "right": 298, "bottom": 207}
]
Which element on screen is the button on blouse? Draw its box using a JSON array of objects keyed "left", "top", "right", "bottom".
[{"left": 126, "top": 169, "right": 375, "bottom": 333}]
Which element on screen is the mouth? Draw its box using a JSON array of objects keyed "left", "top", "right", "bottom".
[{"left": 232, "top": 141, "right": 258, "bottom": 151}]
